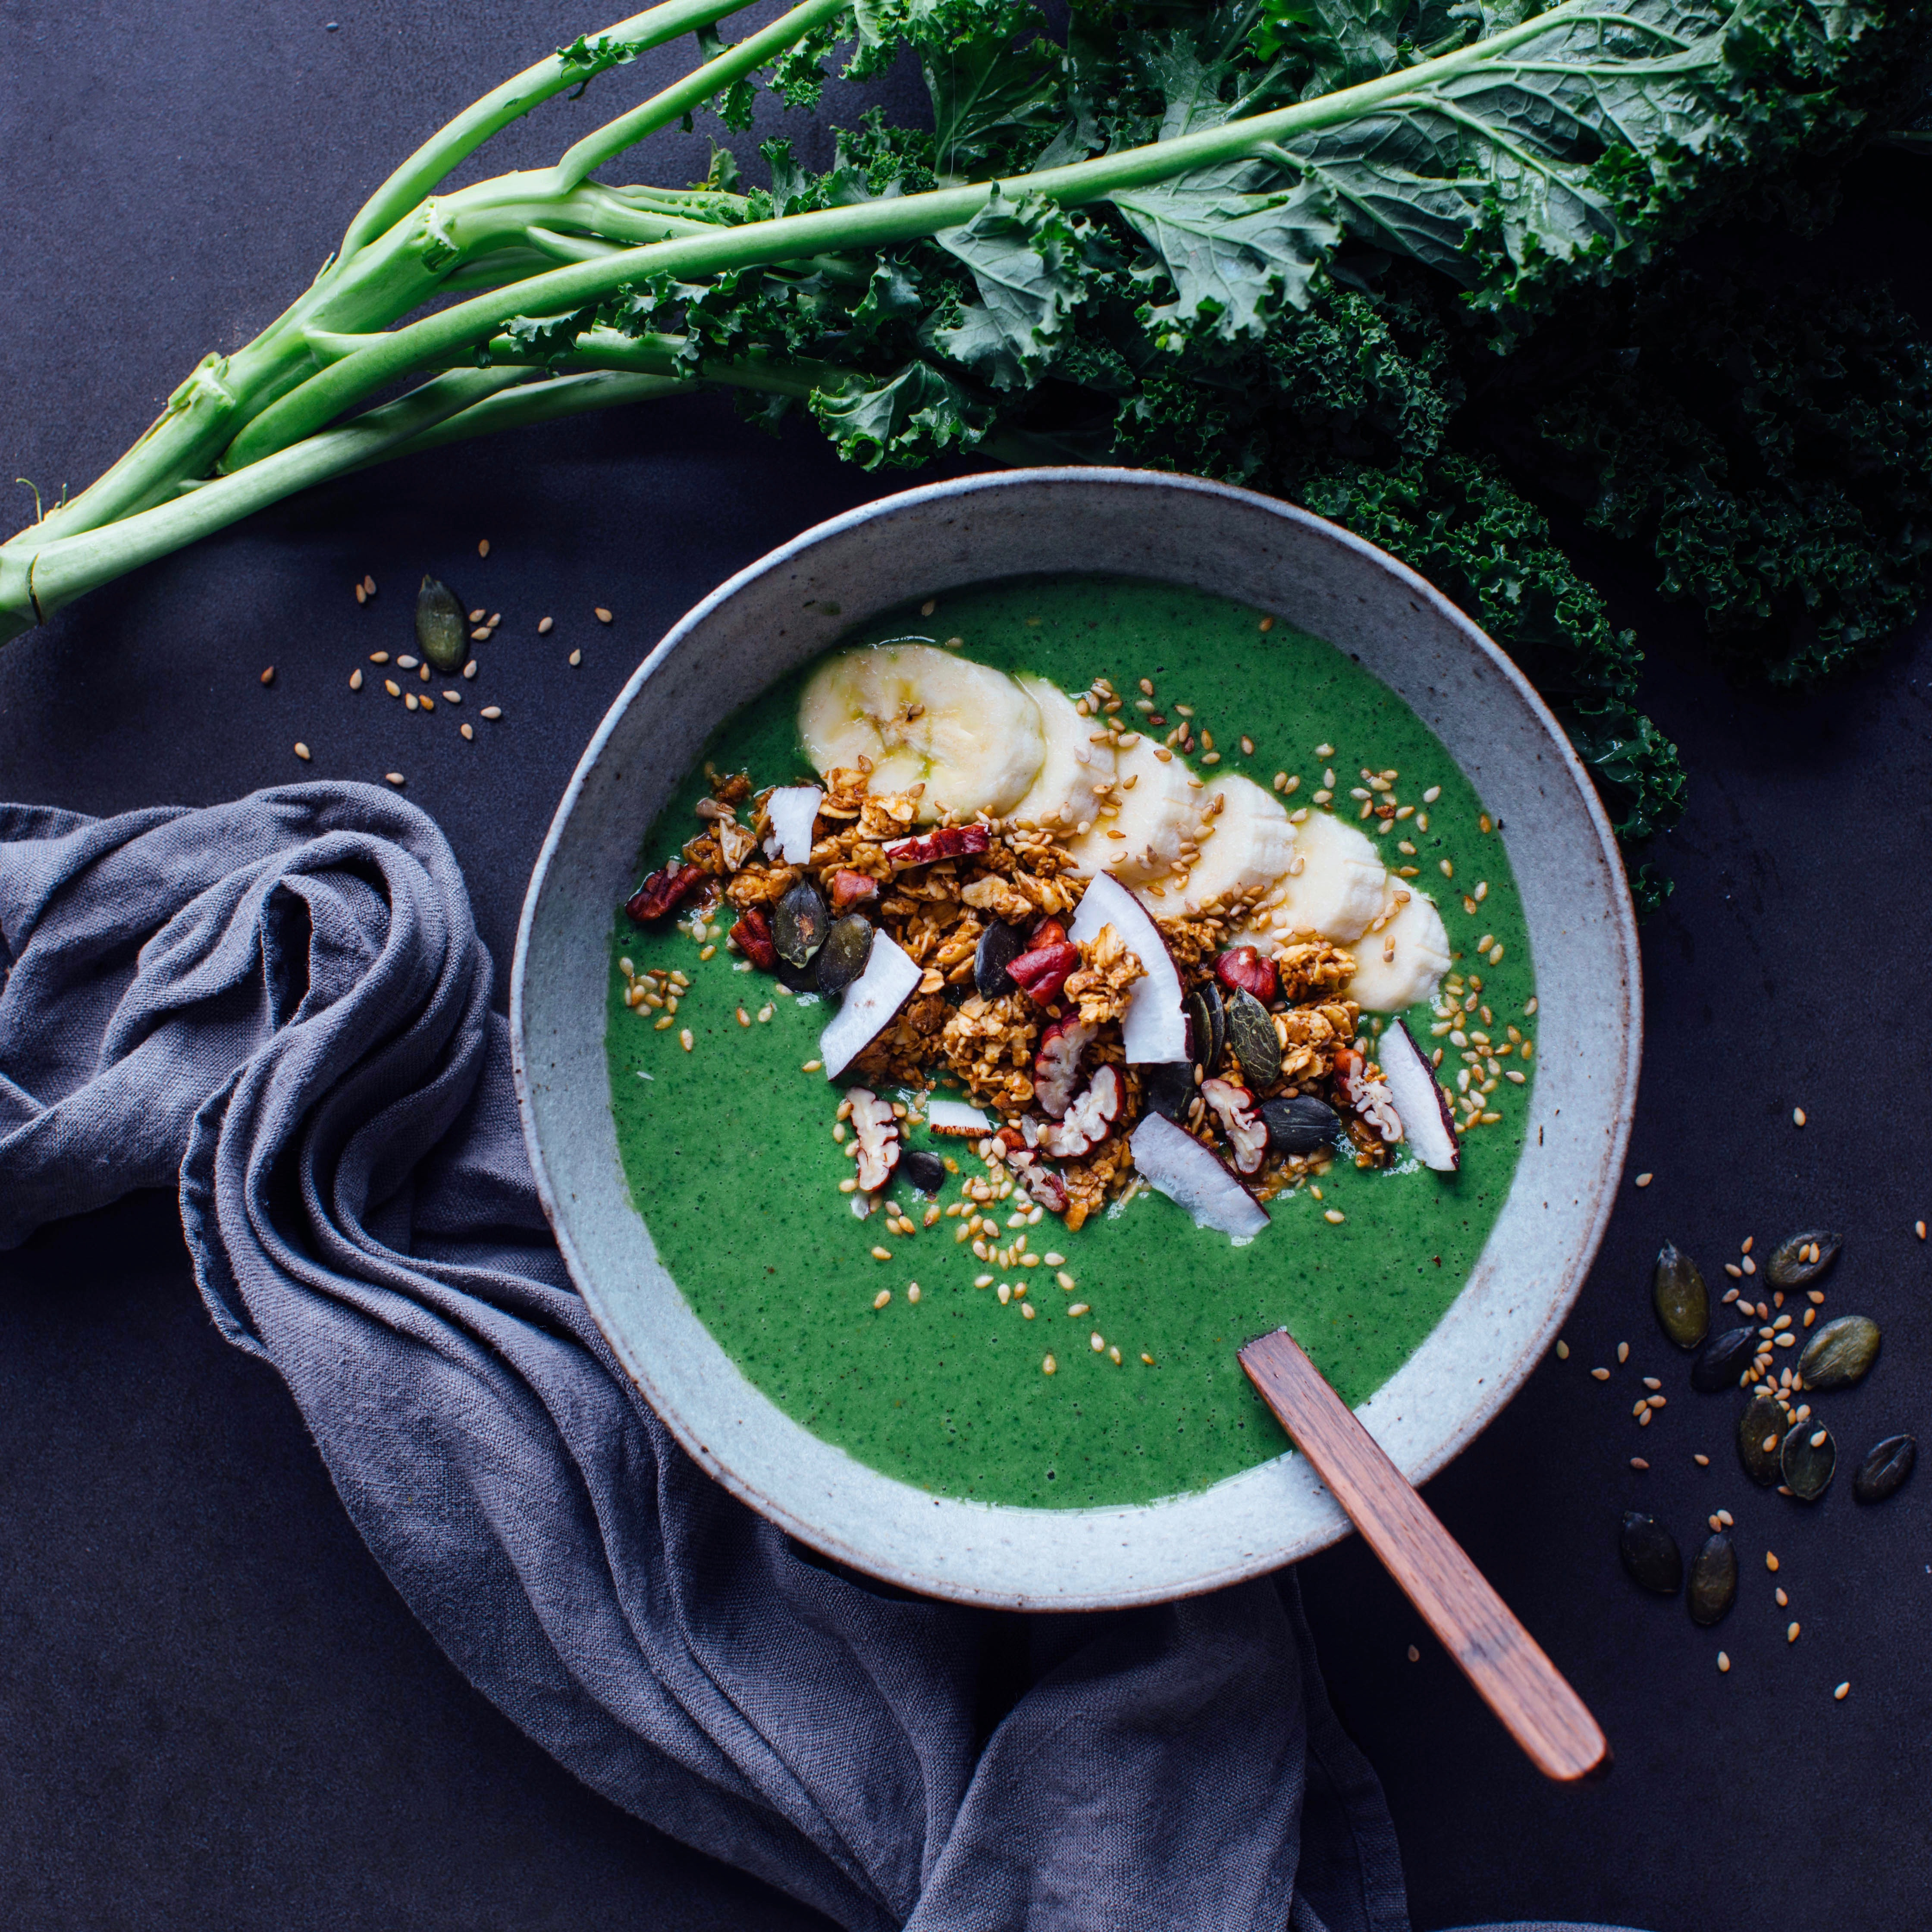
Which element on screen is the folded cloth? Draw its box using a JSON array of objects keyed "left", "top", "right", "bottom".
[{"left": 0, "top": 786, "right": 1637, "bottom": 1932}]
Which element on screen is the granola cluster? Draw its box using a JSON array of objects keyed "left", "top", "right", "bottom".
[{"left": 640, "top": 756, "right": 1401, "bottom": 1229}]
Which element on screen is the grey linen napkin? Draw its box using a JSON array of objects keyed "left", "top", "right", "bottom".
[{"left": 0, "top": 785, "right": 1635, "bottom": 1932}]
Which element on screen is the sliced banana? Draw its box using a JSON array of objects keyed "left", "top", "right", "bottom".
[
  {"left": 797, "top": 644, "right": 1044, "bottom": 822},
  {"left": 1161, "top": 772, "right": 1295, "bottom": 916},
  {"left": 1253, "top": 809, "right": 1386, "bottom": 942},
  {"left": 1062, "top": 738, "right": 1204, "bottom": 885},
  {"left": 1345, "top": 878, "right": 1451, "bottom": 1011},
  {"left": 1012, "top": 673, "right": 1115, "bottom": 833}
]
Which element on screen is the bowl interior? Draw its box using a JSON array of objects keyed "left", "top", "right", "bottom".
[{"left": 511, "top": 468, "right": 1640, "bottom": 1610}]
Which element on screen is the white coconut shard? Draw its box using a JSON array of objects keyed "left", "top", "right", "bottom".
[
  {"left": 1129, "top": 1113, "right": 1270, "bottom": 1241},
  {"left": 764, "top": 786, "right": 823, "bottom": 864},
  {"left": 819, "top": 929, "right": 922, "bottom": 1079},
  {"left": 925, "top": 1098, "right": 991, "bottom": 1137},
  {"left": 1377, "top": 1019, "right": 1461, "bottom": 1172},
  {"left": 1068, "top": 872, "right": 1187, "bottom": 1064}
]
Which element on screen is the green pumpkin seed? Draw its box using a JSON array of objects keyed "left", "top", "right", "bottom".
[
  {"left": 1766, "top": 1228, "right": 1841, "bottom": 1290},
  {"left": 772, "top": 879, "right": 830, "bottom": 968},
  {"left": 1853, "top": 1433, "right": 1916, "bottom": 1504},
  {"left": 1223, "top": 985, "right": 1281, "bottom": 1088},
  {"left": 1619, "top": 1511, "right": 1682, "bottom": 1596},
  {"left": 1738, "top": 1392, "right": 1786, "bottom": 1487},
  {"left": 415, "top": 574, "right": 466, "bottom": 671},
  {"left": 1652, "top": 1242, "right": 1709, "bottom": 1349},
  {"left": 1795, "top": 1314, "right": 1880, "bottom": 1391},
  {"left": 1690, "top": 1325, "right": 1758, "bottom": 1393},
  {"left": 1780, "top": 1419, "right": 1835, "bottom": 1502},
  {"left": 814, "top": 914, "right": 875, "bottom": 997},
  {"left": 1186, "top": 982, "right": 1226, "bottom": 1076},
  {"left": 1687, "top": 1534, "right": 1737, "bottom": 1627}
]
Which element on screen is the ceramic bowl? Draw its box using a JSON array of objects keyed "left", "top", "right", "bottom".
[{"left": 511, "top": 467, "right": 1640, "bottom": 1610}]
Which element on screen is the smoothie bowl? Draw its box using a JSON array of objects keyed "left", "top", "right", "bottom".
[{"left": 511, "top": 469, "right": 1640, "bottom": 1609}]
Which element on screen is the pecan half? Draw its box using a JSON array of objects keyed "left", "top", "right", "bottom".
[{"left": 624, "top": 861, "right": 704, "bottom": 923}]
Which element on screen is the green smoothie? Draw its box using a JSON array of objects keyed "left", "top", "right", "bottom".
[{"left": 607, "top": 575, "right": 1535, "bottom": 1509}]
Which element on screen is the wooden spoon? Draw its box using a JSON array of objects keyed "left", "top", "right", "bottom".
[{"left": 1240, "top": 1327, "right": 1610, "bottom": 1784}]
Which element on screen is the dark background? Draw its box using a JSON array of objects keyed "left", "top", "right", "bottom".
[{"left": 4, "top": 4, "right": 1930, "bottom": 1928}]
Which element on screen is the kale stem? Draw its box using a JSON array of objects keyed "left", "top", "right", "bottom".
[
  {"left": 336, "top": 0, "right": 760, "bottom": 260},
  {"left": 549, "top": 0, "right": 851, "bottom": 191},
  {"left": 217, "top": 0, "right": 1626, "bottom": 474},
  {"left": 0, "top": 369, "right": 530, "bottom": 642}
]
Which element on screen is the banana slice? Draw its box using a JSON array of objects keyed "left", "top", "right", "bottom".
[
  {"left": 1163, "top": 773, "right": 1295, "bottom": 916},
  {"left": 797, "top": 644, "right": 1044, "bottom": 822},
  {"left": 1254, "top": 809, "right": 1386, "bottom": 942},
  {"left": 1062, "top": 738, "right": 1204, "bottom": 885},
  {"left": 1012, "top": 673, "right": 1115, "bottom": 833},
  {"left": 1345, "top": 878, "right": 1451, "bottom": 1011}
]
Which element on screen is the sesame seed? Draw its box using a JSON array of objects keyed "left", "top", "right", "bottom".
[
  {"left": 1630, "top": 1457, "right": 1648, "bottom": 1470},
  {"left": 1042, "top": 1355, "right": 1057, "bottom": 1374},
  {"left": 355, "top": 584, "right": 366, "bottom": 605},
  {"left": 1919, "top": 1220, "right": 1927, "bottom": 1239},
  {"left": 460, "top": 723, "right": 474, "bottom": 740},
  {"left": 1324, "top": 1208, "right": 1345, "bottom": 1224},
  {"left": 1314, "top": 742, "right": 1333, "bottom": 757},
  {"left": 920, "top": 599, "right": 936, "bottom": 616},
  {"left": 1787, "top": 1622, "right": 1800, "bottom": 1643},
  {"left": 801, "top": 1059, "right": 822, "bottom": 1072},
  {"left": 470, "top": 626, "right": 490, "bottom": 641},
  {"left": 1634, "top": 1173, "right": 1654, "bottom": 1189},
  {"left": 348, "top": 668, "right": 364, "bottom": 690},
  {"left": 1793, "top": 1107, "right": 1807, "bottom": 1126},
  {"left": 870, "top": 1245, "right": 892, "bottom": 1261},
  {"left": 1718, "top": 1653, "right": 1730, "bottom": 1673},
  {"left": 907, "top": 1283, "right": 922, "bottom": 1303},
  {"left": 1835, "top": 1681, "right": 1849, "bottom": 1700},
  {"left": 1617, "top": 1342, "right": 1629, "bottom": 1363},
  {"left": 1642, "top": 1375, "right": 1661, "bottom": 1390},
  {"left": 463, "top": 661, "right": 477, "bottom": 680},
  {"left": 1555, "top": 1340, "right": 1569, "bottom": 1358},
  {"left": 679, "top": 1028, "right": 693, "bottom": 1052},
  {"left": 1590, "top": 1367, "right": 1610, "bottom": 1381},
  {"left": 1089, "top": 1332, "right": 1104, "bottom": 1352},
  {"left": 293, "top": 742, "right": 311, "bottom": 761},
  {"left": 469, "top": 609, "right": 485, "bottom": 623},
  {"left": 442, "top": 689, "right": 461, "bottom": 703},
  {"left": 363, "top": 575, "right": 376, "bottom": 596},
  {"left": 398, "top": 655, "right": 419, "bottom": 669},
  {"left": 370, "top": 652, "right": 389, "bottom": 664},
  {"left": 481, "top": 706, "right": 502, "bottom": 720},
  {"left": 1694, "top": 1452, "right": 1709, "bottom": 1466},
  {"left": 595, "top": 606, "right": 613, "bottom": 624},
  {"left": 385, "top": 679, "right": 401, "bottom": 698},
  {"left": 1766, "top": 1551, "right": 1779, "bottom": 1572},
  {"left": 385, "top": 772, "right": 405, "bottom": 786},
  {"left": 405, "top": 693, "right": 419, "bottom": 711},
  {"left": 260, "top": 666, "right": 274, "bottom": 685},
  {"left": 1439, "top": 859, "right": 1453, "bottom": 878},
  {"left": 1067, "top": 1302, "right": 1089, "bottom": 1317},
  {"left": 477, "top": 539, "right": 490, "bottom": 556},
  {"left": 873, "top": 1289, "right": 891, "bottom": 1309},
  {"left": 1239, "top": 736, "right": 1254, "bottom": 755}
]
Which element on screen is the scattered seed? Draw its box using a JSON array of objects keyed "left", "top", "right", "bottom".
[
  {"left": 1718, "top": 1653, "right": 1730, "bottom": 1673},
  {"left": 385, "top": 679, "right": 401, "bottom": 698},
  {"left": 1635, "top": 1172, "right": 1653, "bottom": 1188},
  {"left": 460, "top": 723, "right": 474, "bottom": 740},
  {"left": 293, "top": 742, "right": 311, "bottom": 762},
  {"left": 873, "top": 1289, "right": 891, "bottom": 1309},
  {"left": 1556, "top": 1340, "right": 1569, "bottom": 1359},
  {"left": 1787, "top": 1622, "right": 1800, "bottom": 1643},
  {"left": 260, "top": 666, "right": 274, "bottom": 685},
  {"left": 1042, "top": 1355, "right": 1057, "bottom": 1375},
  {"left": 355, "top": 584, "right": 367, "bottom": 605},
  {"left": 870, "top": 1245, "right": 892, "bottom": 1261},
  {"left": 463, "top": 661, "right": 477, "bottom": 680},
  {"left": 477, "top": 539, "right": 490, "bottom": 556},
  {"left": 1618, "top": 1341, "right": 1630, "bottom": 1364},
  {"left": 481, "top": 706, "right": 502, "bottom": 720},
  {"left": 1918, "top": 1221, "right": 1927, "bottom": 1240},
  {"left": 1629, "top": 1456, "right": 1649, "bottom": 1470},
  {"left": 349, "top": 668, "right": 364, "bottom": 690},
  {"left": 1834, "top": 1681, "right": 1849, "bottom": 1700},
  {"left": 1766, "top": 1551, "right": 1780, "bottom": 1572},
  {"left": 569, "top": 648, "right": 582, "bottom": 667},
  {"left": 1324, "top": 1208, "right": 1345, "bottom": 1224},
  {"left": 906, "top": 1284, "right": 921, "bottom": 1304},
  {"left": 679, "top": 1028, "right": 693, "bottom": 1052},
  {"left": 1591, "top": 1367, "right": 1611, "bottom": 1381},
  {"left": 385, "top": 772, "right": 405, "bottom": 786},
  {"left": 595, "top": 606, "right": 613, "bottom": 624},
  {"left": 1793, "top": 1107, "right": 1807, "bottom": 1127},
  {"left": 1694, "top": 1453, "right": 1710, "bottom": 1466}
]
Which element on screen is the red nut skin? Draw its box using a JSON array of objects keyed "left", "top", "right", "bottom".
[
  {"left": 830, "top": 869, "right": 879, "bottom": 914},
  {"left": 1029, "top": 917, "right": 1068, "bottom": 950},
  {"left": 883, "top": 824, "right": 991, "bottom": 869},
  {"left": 1214, "top": 946, "right": 1279, "bottom": 1005},
  {"left": 625, "top": 861, "right": 704, "bottom": 923},
  {"left": 729, "top": 905, "right": 778, "bottom": 970},
  {"left": 995, "top": 1125, "right": 1026, "bottom": 1153},
  {"left": 1006, "top": 941, "right": 1079, "bottom": 1003}
]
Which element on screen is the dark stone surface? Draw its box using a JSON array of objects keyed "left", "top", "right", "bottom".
[{"left": 4, "top": 4, "right": 1931, "bottom": 1928}]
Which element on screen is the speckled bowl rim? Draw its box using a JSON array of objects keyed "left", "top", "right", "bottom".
[{"left": 511, "top": 467, "right": 1641, "bottom": 1611}]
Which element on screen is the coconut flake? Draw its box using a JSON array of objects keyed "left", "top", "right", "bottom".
[
  {"left": 926, "top": 1098, "right": 991, "bottom": 1138},
  {"left": 1068, "top": 872, "right": 1187, "bottom": 1063},
  {"left": 1377, "top": 1019, "right": 1461, "bottom": 1172},
  {"left": 819, "top": 930, "right": 921, "bottom": 1079},
  {"left": 1129, "top": 1113, "right": 1269, "bottom": 1240},
  {"left": 765, "top": 786, "right": 823, "bottom": 863}
]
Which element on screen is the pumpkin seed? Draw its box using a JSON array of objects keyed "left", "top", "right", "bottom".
[
  {"left": 1738, "top": 1392, "right": 1787, "bottom": 1487},
  {"left": 900, "top": 1148, "right": 947, "bottom": 1195},
  {"left": 1766, "top": 1228, "right": 1841, "bottom": 1290},
  {"left": 1223, "top": 985, "right": 1282, "bottom": 1088},
  {"left": 1653, "top": 1242, "right": 1710, "bottom": 1349},
  {"left": 1687, "top": 1533, "right": 1737, "bottom": 1627},
  {"left": 814, "top": 914, "right": 875, "bottom": 997},
  {"left": 1142, "top": 1060, "right": 1195, "bottom": 1123},
  {"left": 1780, "top": 1419, "right": 1835, "bottom": 1502},
  {"left": 1260, "top": 1093, "right": 1343, "bottom": 1156},
  {"left": 1853, "top": 1433, "right": 1916, "bottom": 1504},
  {"left": 973, "top": 919, "right": 1029, "bottom": 998},
  {"left": 1796, "top": 1314, "right": 1880, "bottom": 1391},
  {"left": 1690, "top": 1325, "right": 1759, "bottom": 1393},
  {"left": 1186, "top": 981, "right": 1226, "bottom": 1076},
  {"left": 415, "top": 575, "right": 466, "bottom": 671},
  {"left": 1619, "top": 1511, "right": 1683, "bottom": 1596},
  {"left": 772, "top": 879, "right": 830, "bottom": 968}
]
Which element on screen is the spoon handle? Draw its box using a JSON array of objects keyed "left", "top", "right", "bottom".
[{"left": 1240, "top": 1327, "right": 1610, "bottom": 1784}]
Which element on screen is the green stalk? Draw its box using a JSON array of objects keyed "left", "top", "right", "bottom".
[
  {"left": 0, "top": 370, "right": 530, "bottom": 642},
  {"left": 219, "top": 0, "right": 1680, "bottom": 474}
]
